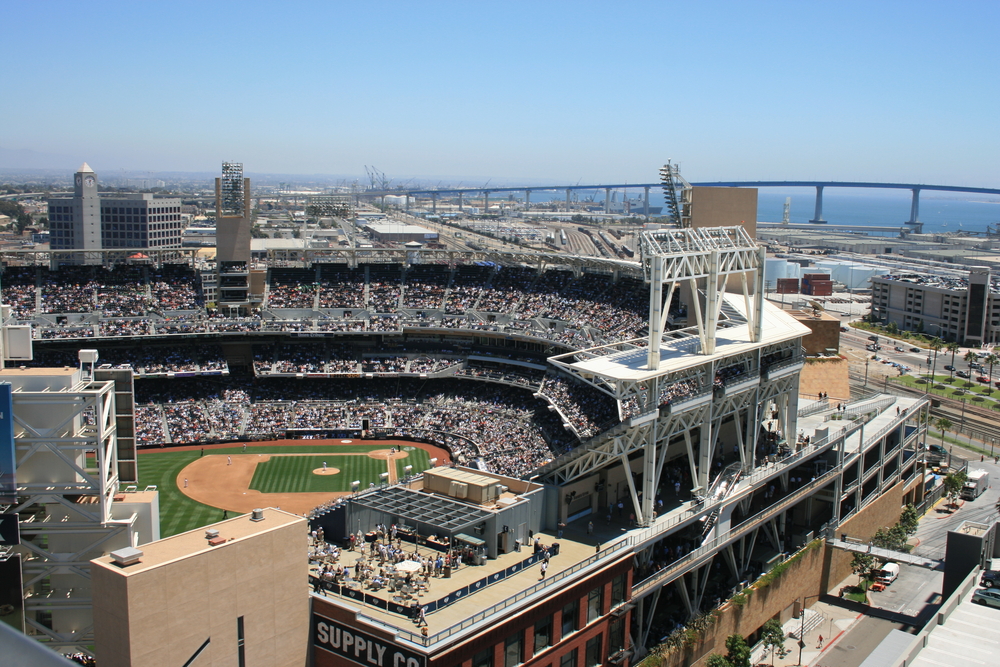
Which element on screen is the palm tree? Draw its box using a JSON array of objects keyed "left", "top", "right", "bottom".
[
  {"left": 929, "top": 338, "right": 943, "bottom": 382},
  {"left": 946, "top": 342, "right": 961, "bottom": 379},
  {"left": 987, "top": 353, "right": 999, "bottom": 387},
  {"left": 935, "top": 417, "right": 953, "bottom": 450},
  {"left": 964, "top": 350, "right": 978, "bottom": 380}
]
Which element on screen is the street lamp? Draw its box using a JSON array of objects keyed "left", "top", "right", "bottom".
[{"left": 798, "top": 594, "right": 822, "bottom": 666}]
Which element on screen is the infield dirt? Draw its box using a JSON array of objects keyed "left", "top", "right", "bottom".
[{"left": 171, "top": 438, "right": 450, "bottom": 515}]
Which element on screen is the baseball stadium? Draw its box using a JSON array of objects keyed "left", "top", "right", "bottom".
[{"left": 1, "top": 178, "right": 931, "bottom": 667}]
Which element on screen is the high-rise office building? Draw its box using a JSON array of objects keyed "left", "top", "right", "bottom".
[{"left": 47, "top": 164, "right": 183, "bottom": 252}]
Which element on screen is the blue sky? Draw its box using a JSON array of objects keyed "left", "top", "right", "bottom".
[{"left": 3, "top": 1, "right": 998, "bottom": 187}]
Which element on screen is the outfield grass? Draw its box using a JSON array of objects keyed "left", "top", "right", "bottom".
[{"left": 138, "top": 443, "right": 431, "bottom": 538}]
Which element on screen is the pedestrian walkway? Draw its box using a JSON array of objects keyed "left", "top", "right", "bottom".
[
  {"left": 826, "top": 539, "right": 944, "bottom": 571},
  {"left": 749, "top": 577, "right": 864, "bottom": 666}
]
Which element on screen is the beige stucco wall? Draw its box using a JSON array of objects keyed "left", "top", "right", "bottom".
[
  {"left": 92, "top": 510, "right": 309, "bottom": 667},
  {"left": 690, "top": 187, "right": 758, "bottom": 239}
]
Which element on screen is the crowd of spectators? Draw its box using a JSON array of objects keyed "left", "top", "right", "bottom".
[
  {"left": 130, "top": 377, "right": 582, "bottom": 477},
  {"left": 318, "top": 268, "right": 366, "bottom": 308},
  {"left": 19, "top": 345, "right": 228, "bottom": 376},
  {"left": 7, "top": 260, "right": 657, "bottom": 349},
  {"left": 162, "top": 402, "right": 213, "bottom": 444},
  {"left": 538, "top": 375, "right": 618, "bottom": 439}
]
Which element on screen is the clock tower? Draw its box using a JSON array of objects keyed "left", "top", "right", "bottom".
[
  {"left": 74, "top": 162, "right": 98, "bottom": 198},
  {"left": 71, "top": 162, "right": 102, "bottom": 254}
]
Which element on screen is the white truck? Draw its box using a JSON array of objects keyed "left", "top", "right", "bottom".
[{"left": 962, "top": 469, "right": 989, "bottom": 500}]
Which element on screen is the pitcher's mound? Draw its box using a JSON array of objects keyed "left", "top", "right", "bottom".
[
  {"left": 312, "top": 467, "right": 341, "bottom": 476},
  {"left": 368, "top": 449, "right": 409, "bottom": 460}
]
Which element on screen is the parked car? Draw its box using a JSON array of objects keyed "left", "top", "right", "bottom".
[
  {"left": 957, "top": 370, "right": 971, "bottom": 378},
  {"left": 909, "top": 347, "right": 921, "bottom": 353},
  {"left": 944, "top": 365, "right": 956, "bottom": 371},
  {"left": 926, "top": 444, "right": 948, "bottom": 459},
  {"left": 978, "top": 376, "right": 991, "bottom": 383},
  {"left": 973, "top": 588, "right": 1000, "bottom": 608},
  {"left": 981, "top": 570, "right": 1000, "bottom": 588},
  {"left": 994, "top": 380, "right": 1000, "bottom": 389},
  {"left": 894, "top": 346, "right": 904, "bottom": 352},
  {"left": 868, "top": 335, "right": 879, "bottom": 342},
  {"left": 840, "top": 326, "right": 849, "bottom": 332}
]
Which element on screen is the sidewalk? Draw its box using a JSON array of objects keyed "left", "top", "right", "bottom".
[{"left": 750, "top": 576, "right": 864, "bottom": 666}]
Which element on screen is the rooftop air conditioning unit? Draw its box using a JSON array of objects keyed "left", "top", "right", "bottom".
[{"left": 110, "top": 547, "right": 143, "bottom": 567}]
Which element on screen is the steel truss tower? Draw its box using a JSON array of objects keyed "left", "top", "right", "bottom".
[
  {"left": 534, "top": 225, "right": 930, "bottom": 651},
  {"left": 4, "top": 359, "right": 142, "bottom": 655},
  {"left": 543, "top": 226, "right": 789, "bottom": 522}
]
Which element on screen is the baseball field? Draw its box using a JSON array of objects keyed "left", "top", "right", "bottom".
[{"left": 135, "top": 439, "right": 447, "bottom": 537}]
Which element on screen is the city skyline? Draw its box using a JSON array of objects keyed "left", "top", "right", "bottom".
[{"left": 3, "top": 1, "right": 998, "bottom": 187}]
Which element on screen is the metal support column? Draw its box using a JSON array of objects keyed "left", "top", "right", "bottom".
[
  {"left": 565, "top": 189, "right": 571, "bottom": 211},
  {"left": 604, "top": 188, "right": 611, "bottom": 214},
  {"left": 643, "top": 186, "right": 650, "bottom": 217},
  {"left": 432, "top": 192, "right": 437, "bottom": 214},
  {"left": 647, "top": 256, "right": 665, "bottom": 370},
  {"left": 703, "top": 250, "right": 722, "bottom": 354}
]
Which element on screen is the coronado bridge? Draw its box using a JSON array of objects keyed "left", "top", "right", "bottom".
[{"left": 371, "top": 180, "right": 1000, "bottom": 230}]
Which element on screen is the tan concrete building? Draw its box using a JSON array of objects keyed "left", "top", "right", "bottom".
[
  {"left": 789, "top": 308, "right": 842, "bottom": 355},
  {"left": 90, "top": 509, "right": 309, "bottom": 667},
  {"left": 689, "top": 186, "right": 758, "bottom": 238}
]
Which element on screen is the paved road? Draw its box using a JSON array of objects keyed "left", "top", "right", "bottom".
[
  {"left": 911, "top": 456, "right": 999, "bottom": 559},
  {"left": 815, "top": 617, "right": 905, "bottom": 667}
]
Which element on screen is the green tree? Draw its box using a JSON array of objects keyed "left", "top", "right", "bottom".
[
  {"left": 851, "top": 552, "right": 875, "bottom": 585},
  {"left": 705, "top": 654, "right": 732, "bottom": 667},
  {"left": 872, "top": 525, "right": 908, "bottom": 551},
  {"left": 900, "top": 504, "right": 920, "bottom": 536},
  {"left": 724, "top": 634, "right": 752, "bottom": 667},
  {"left": 986, "top": 353, "right": 998, "bottom": 385},
  {"left": 760, "top": 618, "right": 789, "bottom": 666},
  {"left": 944, "top": 470, "right": 968, "bottom": 507},
  {"left": 935, "top": 417, "right": 953, "bottom": 450},
  {"left": 965, "top": 350, "right": 979, "bottom": 377},
  {"left": 929, "top": 338, "right": 944, "bottom": 380},
  {"left": 946, "top": 342, "right": 961, "bottom": 379}
]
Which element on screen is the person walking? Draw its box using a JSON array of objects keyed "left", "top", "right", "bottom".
[
  {"left": 587, "top": 521, "right": 594, "bottom": 535},
  {"left": 227, "top": 456, "right": 232, "bottom": 466},
  {"left": 539, "top": 561, "right": 548, "bottom": 580},
  {"left": 242, "top": 443, "right": 247, "bottom": 453},
  {"left": 417, "top": 605, "right": 427, "bottom": 627},
  {"left": 184, "top": 478, "right": 188, "bottom": 488}
]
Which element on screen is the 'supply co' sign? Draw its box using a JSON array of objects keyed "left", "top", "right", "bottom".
[{"left": 313, "top": 614, "right": 426, "bottom": 667}]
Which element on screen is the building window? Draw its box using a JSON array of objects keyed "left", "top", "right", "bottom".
[
  {"left": 562, "top": 600, "right": 579, "bottom": 637},
  {"left": 609, "top": 616, "right": 625, "bottom": 655},
  {"left": 534, "top": 615, "right": 553, "bottom": 654},
  {"left": 237, "top": 615, "right": 245, "bottom": 667},
  {"left": 585, "top": 633, "right": 603, "bottom": 667},
  {"left": 504, "top": 630, "right": 523, "bottom": 667},
  {"left": 472, "top": 647, "right": 493, "bottom": 667},
  {"left": 560, "top": 648, "right": 578, "bottom": 667},
  {"left": 611, "top": 573, "right": 626, "bottom": 607},
  {"left": 587, "top": 587, "right": 603, "bottom": 623}
]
